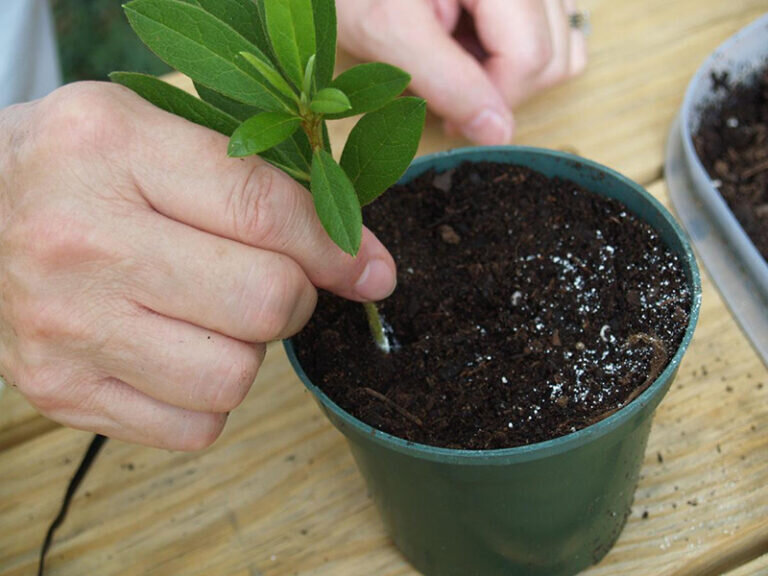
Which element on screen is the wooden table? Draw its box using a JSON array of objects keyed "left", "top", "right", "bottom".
[{"left": 2, "top": 1, "right": 767, "bottom": 574}]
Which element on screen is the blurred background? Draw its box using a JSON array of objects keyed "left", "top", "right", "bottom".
[{"left": 51, "top": 0, "right": 168, "bottom": 83}]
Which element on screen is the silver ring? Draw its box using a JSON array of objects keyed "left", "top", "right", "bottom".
[{"left": 568, "top": 10, "right": 591, "bottom": 36}]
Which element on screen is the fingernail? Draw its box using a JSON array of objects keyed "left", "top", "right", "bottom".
[
  {"left": 355, "top": 259, "right": 396, "bottom": 301},
  {"left": 461, "top": 108, "right": 514, "bottom": 145}
]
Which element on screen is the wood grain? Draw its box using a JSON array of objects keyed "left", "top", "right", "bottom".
[
  {"left": 724, "top": 554, "right": 768, "bottom": 576},
  {"left": 2, "top": 1, "right": 768, "bottom": 575},
  {"left": 0, "top": 389, "right": 57, "bottom": 452}
]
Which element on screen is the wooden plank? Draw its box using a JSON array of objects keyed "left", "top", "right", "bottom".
[
  {"left": 0, "top": 388, "right": 57, "bottom": 451},
  {"left": 724, "top": 554, "right": 768, "bottom": 576},
  {"left": 664, "top": 519, "right": 768, "bottom": 576},
  {"left": 1, "top": 181, "right": 766, "bottom": 576}
]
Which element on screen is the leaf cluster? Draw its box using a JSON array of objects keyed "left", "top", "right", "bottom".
[{"left": 112, "top": 0, "right": 426, "bottom": 255}]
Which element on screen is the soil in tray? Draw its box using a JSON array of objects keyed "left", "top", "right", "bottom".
[
  {"left": 293, "top": 162, "right": 691, "bottom": 450},
  {"left": 694, "top": 66, "right": 768, "bottom": 261}
]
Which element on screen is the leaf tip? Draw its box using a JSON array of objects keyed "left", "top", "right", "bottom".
[
  {"left": 227, "top": 140, "right": 244, "bottom": 158},
  {"left": 238, "top": 51, "right": 257, "bottom": 64},
  {"left": 343, "top": 243, "right": 360, "bottom": 257}
]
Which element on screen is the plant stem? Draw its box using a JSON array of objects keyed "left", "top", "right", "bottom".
[
  {"left": 302, "top": 111, "right": 392, "bottom": 353},
  {"left": 304, "top": 115, "right": 324, "bottom": 151},
  {"left": 364, "top": 301, "right": 390, "bottom": 353}
]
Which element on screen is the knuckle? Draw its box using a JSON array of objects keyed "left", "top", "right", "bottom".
[
  {"left": 14, "top": 289, "right": 98, "bottom": 352},
  {"left": 250, "top": 257, "right": 306, "bottom": 342},
  {"left": 16, "top": 208, "right": 99, "bottom": 270},
  {"left": 208, "top": 346, "right": 263, "bottom": 412},
  {"left": 358, "top": 0, "right": 414, "bottom": 46},
  {"left": 516, "top": 38, "right": 554, "bottom": 78},
  {"left": 3, "top": 231, "right": 118, "bottom": 357},
  {"left": 229, "top": 163, "right": 280, "bottom": 244},
  {"left": 178, "top": 413, "right": 227, "bottom": 451},
  {"left": 250, "top": 310, "right": 285, "bottom": 345},
  {"left": 14, "top": 289, "right": 69, "bottom": 345},
  {"left": 38, "top": 82, "right": 126, "bottom": 155},
  {"left": 283, "top": 282, "right": 317, "bottom": 339},
  {"left": 18, "top": 366, "right": 65, "bottom": 414},
  {"left": 20, "top": 303, "right": 60, "bottom": 344}
]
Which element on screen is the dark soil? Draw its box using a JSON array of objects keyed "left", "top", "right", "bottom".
[
  {"left": 693, "top": 66, "right": 768, "bottom": 260},
  {"left": 294, "top": 162, "right": 691, "bottom": 450}
]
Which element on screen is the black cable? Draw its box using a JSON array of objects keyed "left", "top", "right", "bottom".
[{"left": 38, "top": 434, "right": 108, "bottom": 576}]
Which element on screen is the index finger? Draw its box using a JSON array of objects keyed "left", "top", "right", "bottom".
[
  {"left": 338, "top": 0, "right": 514, "bottom": 145},
  {"left": 462, "top": 0, "right": 554, "bottom": 107},
  {"left": 121, "top": 86, "right": 397, "bottom": 303}
]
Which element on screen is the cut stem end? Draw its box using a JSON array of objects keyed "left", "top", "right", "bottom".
[{"left": 363, "top": 301, "right": 390, "bottom": 353}]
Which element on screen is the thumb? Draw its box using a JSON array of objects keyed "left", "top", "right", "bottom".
[{"left": 339, "top": 0, "right": 514, "bottom": 145}]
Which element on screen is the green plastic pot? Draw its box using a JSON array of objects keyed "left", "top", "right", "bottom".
[{"left": 284, "top": 147, "right": 701, "bottom": 576}]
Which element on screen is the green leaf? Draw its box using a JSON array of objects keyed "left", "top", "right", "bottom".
[
  {"left": 194, "top": 82, "right": 258, "bottom": 121},
  {"left": 194, "top": 84, "right": 313, "bottom": 178},
  {"left": 110, "top": 72, "right": 239, "bottom": 136},
  {"left": 322, "top": 122, "right": 332, "bottom": 155},
  {"left": 195, "top": 83, "right": 312, "bottom": 178},
  {"left": 328, "top": 63, "right": 411, "bottom": 119},
  {"left": 311, "top": 149, "right": 362, "bottom": 255},
  {"left": 228, "top": 112, "right": 302, "bottom": 157},
  {"left": 302, "top": 54, "right": 316, "bottom": 99},
  {"left": 312, "top": 0, "right": 336, "bottom": 88},
  {"left": 261, "top": 130, "right": 313, "bottom": 183},
  {"left": 263, "top": 0, "right": 316, "bottom": 87},
  {"left": 341, "top": 97, "right": 426, "bottom": 206},
  {"left": 196, "top": 82, "right": 312, "bottom": 179},
  {"left": 239, "top": 51, "right": 298, "bottom": 102},
  {"left": 260, "top": 155, "right": 311, "bottom": 183},
  {"left": 310, "top": 88, "right": 351, "bottom": 114},
  {"left": 123, "top": 0, "right": 287, "bottom": 111},
  {"left": 194, "top": 0, "right": 271, "bottom": 55}
]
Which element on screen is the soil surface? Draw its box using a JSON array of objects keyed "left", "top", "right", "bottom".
[
  {"left": 294, "top": 162, "right": 691, "bottom": 449},
  {"left": 694, "top": 66, "right": 768, "bottom": 260}
]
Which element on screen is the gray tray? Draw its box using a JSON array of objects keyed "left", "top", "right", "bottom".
[{"left": 666, "top": 13, "right": 768, "bottom": 364}]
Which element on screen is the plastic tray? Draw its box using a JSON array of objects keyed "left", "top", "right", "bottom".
[{"left": 666, "top": 13, "right": 768, "bottom": 365}]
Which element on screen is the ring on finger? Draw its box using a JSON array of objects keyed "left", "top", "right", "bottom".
[{"left": 568, "top": 9, "right": 591, "bottom": 36}]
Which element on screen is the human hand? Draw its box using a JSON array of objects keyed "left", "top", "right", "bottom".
[
  {"left": 0, "top": 82, "right": 396, "bottom": 450},
  {"left": 336, "top": 0, "right": 588, "bottom": 145}
]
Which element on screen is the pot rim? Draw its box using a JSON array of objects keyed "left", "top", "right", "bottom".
[{"left": 284, "top": 145, "right": 702, "bottom": 465}]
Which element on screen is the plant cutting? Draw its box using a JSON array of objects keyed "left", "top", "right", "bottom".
[
  {"left": 115, "top": 2, "right": 702, "bottom": 575},
  {"left": 113, "top": 0, "right": 425, "bottom": 351}
]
